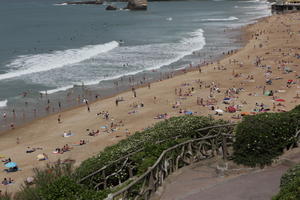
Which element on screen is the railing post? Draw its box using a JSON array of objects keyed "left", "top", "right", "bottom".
[
  {"left": 102, "top": 170, "right": 107, "bottom": 189},
  {"left": 222, "top": 134, "right": 228, "bottom": 161}
]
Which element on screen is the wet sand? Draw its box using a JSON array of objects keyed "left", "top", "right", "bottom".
[{"left": 1, "top": 12, "right": 300, "bottom": 194}]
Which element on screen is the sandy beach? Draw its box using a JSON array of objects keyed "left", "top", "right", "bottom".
[{"left": 1, "top": 12, "right": 300, "bottom": 194}]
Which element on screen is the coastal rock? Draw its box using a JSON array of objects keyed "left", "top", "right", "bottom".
[
  {"left": 106, "top": 5, "right": 117, "bottom": 10},
  {"left": 126, "top": 0, "right": 147, "bottom": 10}
]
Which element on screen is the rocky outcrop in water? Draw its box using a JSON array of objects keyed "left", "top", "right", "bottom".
[
  {"left": 126, "top": 0, "right": 147, "bottom": 10},
  {"left": 106, "top": 5, "right": 118, "bottom": 10}
]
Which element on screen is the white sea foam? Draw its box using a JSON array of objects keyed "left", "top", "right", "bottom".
[
  {"left": 53, "top": 3, "right": 68, "bottom": 6},
  {"left": 38, "top": 29, "right": 206, "bottom": 94},
  {"left": 238, "top": 0, "right": 260, "bottom": 2},
  {"left": 201, "top": 16, "right": 239, "bottom": 22},
  {"left": 40, "top": 85, "right": 78, "bottom": 95},
  {"left": 0, "top": 41, "right": 119, "bottom": 81},
  {"left": 0, "top": 100, "right": 8, "bottom": 108}
]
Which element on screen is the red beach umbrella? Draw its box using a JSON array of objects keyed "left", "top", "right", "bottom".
[{"left": 275, "top": 99, "right": 285, "bottom": 102}]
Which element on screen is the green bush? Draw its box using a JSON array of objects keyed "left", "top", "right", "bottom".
[
  {"left": 0, "top": 192, "right": 11, "bottom": 200},
  {"left": 272, "top": 164, "right": 300, "bottom": 200},
  {"left": 280, "top": 164, "right": 300, "bottom": 188},
  {"left": 233, "top": 109, "right": 299, "bottom": 168},
  {"left": 14, "top": 163, "right": 110, "bottom": 200},
  {"left": 37, "top": 176, "right": 107, "bottom": 200},
  {"left": 13, "top": 116, "right": 229, "bottom": 200},
  {"left": 74, "top": 116, "right": 227, "bottom": 181}
]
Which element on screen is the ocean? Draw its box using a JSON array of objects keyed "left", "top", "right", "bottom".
[{"left": 0, "top": 0, "right": 271, "bottom": 130}]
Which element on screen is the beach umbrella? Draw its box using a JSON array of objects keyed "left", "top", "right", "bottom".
[
  {"left": 275, "top": 99, "right": 285, "bottom": 102},
  {"left": 4, "top": 162, "right": 17, "bottom": 168},
  {"left": 223, "top": 97, "right": 231, "bottom": 101},
  {"left": 37, "top": 154, "right": 45, "bottom": 161}
]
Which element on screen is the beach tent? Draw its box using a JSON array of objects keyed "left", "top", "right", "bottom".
[
  {"left": 37, "top": 154, "right": 46, "bottom": 161},
  {"left": 264, "top": 91, "right": 271, "bottom": 96},
  {"left": 223, "top": 98, "right": 231, "bottom": 104},
  {"left": 284, "top": 67, "right": 292, "bottom": 73},
  {"left": 215, "top": 109, "right": 224, "bottom": 113},
  {"left": 184, "top": 111, "right": 193, "bottom": 115},
  {"left": 215, "top": 109, "right": 224, "bottom": 115},
  {"left": 4, "top": 162, "right": 17, "bottom": 168},
  {"left": 63, "top": 132, "right": 73, "bottom": 137},
  {"left": 228, "top": 106, "right": 236, "bottom": 113}
]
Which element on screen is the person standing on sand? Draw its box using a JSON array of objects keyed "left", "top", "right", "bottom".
[
  {"left": 57, "top": 115, "right": 61, "bottom": 124},
  {"left": 132, "top": 87, "right": 137, "bottom": 98},
  {"left": 12, "top": 109, "right": 16, "bottom": 120},
  {"left": 3, "top": 112, "right": 7, "bottom": 120},
  {"left": 58, "top": 101, "right": 61, "bottom": 110},
  {"left": 10, "top": 123, "right": 15, "bottom": 130}
]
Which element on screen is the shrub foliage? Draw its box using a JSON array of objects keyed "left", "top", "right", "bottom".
[
  {"left": 272, "top": 164, "right": 300, "bottom": 200},
  {"left": 13, "top": 115, "right": 227, "bottom": 200},
  {"left": 74, "top": 115, "right": 227, "bottom": 180},
  {"left": 233, "top": 107, "right": 300, "bottom": 168}
]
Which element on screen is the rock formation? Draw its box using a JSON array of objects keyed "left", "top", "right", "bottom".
[
  {"left": 106, "top": 5, "right": 117, "bottom": 10},
  {"left": 126, "top": 0, "right": 147, "bottom": 10}
]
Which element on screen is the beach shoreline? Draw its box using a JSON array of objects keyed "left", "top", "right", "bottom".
[
  {"left": 0, "top": 27, "right": 243, "bottom": 134},
  {"left": 1, "top": 11, "right": 300, "bottom": 195}
]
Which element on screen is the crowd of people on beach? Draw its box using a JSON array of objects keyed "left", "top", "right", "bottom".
[{"left": 1, "top": 13, "right": 300, "bottom": 194}]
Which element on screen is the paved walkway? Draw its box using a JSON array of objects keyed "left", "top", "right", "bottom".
[{"left": 159, "top": 148, "right": 300, "bottom": 200}]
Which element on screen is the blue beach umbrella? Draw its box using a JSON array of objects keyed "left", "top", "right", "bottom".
[
  {"left": 223, "top": 97, "right": 231, "bottom": 101},
  {"left": 4, "top": 162, "right": 17, "bottom": 168}
]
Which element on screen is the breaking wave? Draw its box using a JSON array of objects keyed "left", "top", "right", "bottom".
[
  {"left": 0, "top": 41, "right": 119, "bottom": 81},
  {"left": 201, "top": 16, "right": 239, "bottom": 22},
  {"left": 0, "top": 100, "right": 7, "bottom": 108}
]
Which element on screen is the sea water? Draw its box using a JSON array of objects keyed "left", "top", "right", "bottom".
[{"left": 0, "top": 0, "right": 271, "bottom": 130}]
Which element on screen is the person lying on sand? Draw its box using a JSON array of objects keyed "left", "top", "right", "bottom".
[
  {"left": 88, "top": 130, "right": 99, "bottom": 136},
  {"left": 53, "top": 144, "right": 71, "bottom": 154},
  {"left": 72, "top": 140, "right": 87, "bottom": 146},
  {"left": 26, "top": 147, "right": 43, "bottom": 153},
  {"left": 1, "top": 178, "right": 13, "bottom": 185},
  {"left": 1, "top": 158, "right": 11, "bottom": 164},
  {"left": 79, "top": 140, "right": 86, "bottom": 145},
  {"left": 154, "top": 113, "right": 169, "bottom": 119}
]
